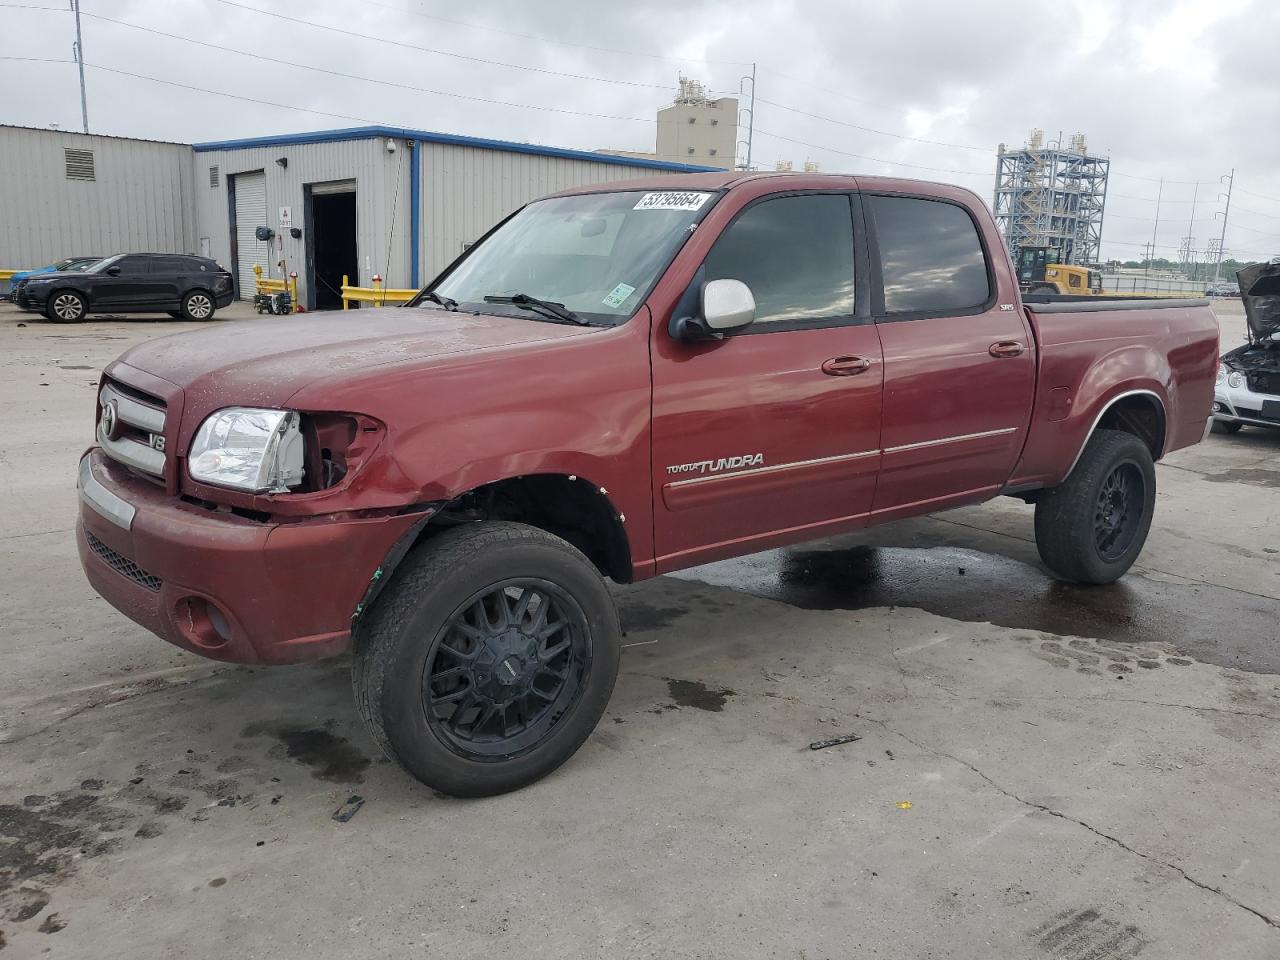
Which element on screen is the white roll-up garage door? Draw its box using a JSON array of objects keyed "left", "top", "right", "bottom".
[{"left": 233, "top": 171, "right": 268, "bottom": 299}]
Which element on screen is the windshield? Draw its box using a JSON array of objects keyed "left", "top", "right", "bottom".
[
  {"left": 430, "top": 189, "right": 718, "bottom": 323},
  {"left": 86, "top": 255, "right": 124, "bottom": 274}
]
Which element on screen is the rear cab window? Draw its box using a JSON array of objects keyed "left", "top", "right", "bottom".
[{"left": 867, "top": 194, "right": 991, "bottom": 316}]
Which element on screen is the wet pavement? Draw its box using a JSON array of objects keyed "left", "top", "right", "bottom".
[{"left": 673, "top": 535, "right": 1280, "bottom": 674}]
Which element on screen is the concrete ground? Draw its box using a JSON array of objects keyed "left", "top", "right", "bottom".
[{"left": 1, "top": 299, "right": 1278, "bottom": 959}]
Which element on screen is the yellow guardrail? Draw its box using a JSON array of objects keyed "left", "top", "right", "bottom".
[
  {"left": 0, "top": 269, "right": 19, "bottom": 283},
  {"left": 341, "top": 275, "right": 418, "bottom": 308}
]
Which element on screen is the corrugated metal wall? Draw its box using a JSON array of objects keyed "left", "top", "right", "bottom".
[
  {"left": 0, "top": 126, "right": 195, "bottom": 268},
  {"left": 419, "top": 143, "right": 671, "bottom": 280},
  {"left": 193, "top": 137, "right": 411, "bottom": 306}
]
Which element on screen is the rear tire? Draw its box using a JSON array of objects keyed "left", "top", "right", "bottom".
[
  {"left": 1212, "top": 420, "right": 1243, "bottom": 435},
  {"left": 1034, "top": 429, "right": 1156, "bottom": 585},
  {"left": 352, "top": 522, "right": 621, "bottom": 797},
  {"left": 46, "top": 290, "right": 86, "bottom": 323},
  {"left": 180, "top": 290, "right": 216, "bottom": 321}
]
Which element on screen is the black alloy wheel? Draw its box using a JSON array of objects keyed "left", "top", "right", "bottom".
[
  {"left": 1093, "top": 462, "right": 1144, "bottom": 562},
  {"left": 422, "top": 579, "right": 591, "bottom": 760}
]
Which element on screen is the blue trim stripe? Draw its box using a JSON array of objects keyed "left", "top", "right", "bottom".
[
  {"left": 409, "top": 138, "right": 421, "bottom": 289},
  {"left": 192, "top": 125, "right": 721, "bottom": 173}
]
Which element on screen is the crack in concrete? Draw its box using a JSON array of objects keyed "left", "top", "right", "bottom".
[{"left": 860, "top": 714, "right": 1280, "bottom": 933}]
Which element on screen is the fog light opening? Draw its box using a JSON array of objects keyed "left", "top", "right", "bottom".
[{"left": 176, "top": 596, "right": 233, "bottom": 650}]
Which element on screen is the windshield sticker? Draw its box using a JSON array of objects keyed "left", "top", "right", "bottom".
[
  {"left": 633, "top": 191, "right": 713, "bottom": 212},
  {"left": 602, "top": 282, "right": 636, "bottom": 308}
]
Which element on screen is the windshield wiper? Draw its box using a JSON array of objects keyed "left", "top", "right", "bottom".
[
  {"left": 420, "top": 290, "right": 459, "bottom": 311},
  {"left": 482, "top": 293, "right": 588, "bottom": 325}
]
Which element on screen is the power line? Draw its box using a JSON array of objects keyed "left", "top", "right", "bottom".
[
  {"left": 73, "top": 11, "right": 658, "bottom": 125},
  {"left": 754, "top": 96, "right": 990, "bottom": 152},
  {"left": 210, "top": 0, "right": 679, "bottom": 91},
  {"left": 1235, "top": 185, "right": 1280, "bottom": 205},
  {"left": 753, "top": 128, "right": 989, "bottom": 177},
  {"left": 333, "top": 0, "right": 751, "bottom": 67}
]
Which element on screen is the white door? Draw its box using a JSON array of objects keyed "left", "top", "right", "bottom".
[{"left": 233, "top": 171, "right": 268, "bottom": 300}]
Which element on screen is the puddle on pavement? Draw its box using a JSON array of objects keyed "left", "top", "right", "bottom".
[
  {"left": 664, "top": 678, "right": 735, "bottom": 712},
  {"left": 674, "top": 542, "right": 1280, "bottom": 675}
]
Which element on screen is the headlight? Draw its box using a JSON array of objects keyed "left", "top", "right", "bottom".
[
  {"left": 1228, "top": 371, "right": 1245, "bottom": 390},
  {"left": 188, "top": 408, "right": 305, "bottom": 493},
  {"left": 1216, "top": 365, "right": 1226, "bottom": 385}
]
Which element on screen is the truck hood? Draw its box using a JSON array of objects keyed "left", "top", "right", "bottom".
[
  {"left": 112, "top": 307, "right": 596, "bottom": 406},
  {"left": 1237, "top": 259, "right": 1280, "bottom": 342}
]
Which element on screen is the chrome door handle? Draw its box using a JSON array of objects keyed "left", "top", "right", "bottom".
[
  {"left": 821, "top": 356, "right": 872, "bottom": 376},
  {"left": 989, "top": 341, "right": 1025, "bottom": 358}
]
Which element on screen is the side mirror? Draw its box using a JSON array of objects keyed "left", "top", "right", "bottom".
[
  {"left": 106, "top": 266, "right": 121, "bottom": 276},
  {"left": 671, "top": 278, "right": 756, "bottom": 341},
  {"left": 702, "top": 278, "right": 755, "bottom": 331}
]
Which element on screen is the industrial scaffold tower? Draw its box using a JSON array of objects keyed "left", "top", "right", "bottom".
[{"left": 993, "top": 130, "right": 1109, "bottom": 266}]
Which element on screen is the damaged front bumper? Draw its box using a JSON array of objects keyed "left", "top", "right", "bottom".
[{"left": 77, "top": 448, "right": 424, "bottom": 665}]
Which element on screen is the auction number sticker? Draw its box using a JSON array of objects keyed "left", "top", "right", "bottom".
[{"left": 633, "top": 191, "right": 713, "bottom": 211}]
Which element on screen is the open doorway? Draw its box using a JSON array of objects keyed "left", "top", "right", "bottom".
[{"left": 305, "top": 181, "right": 358, "bottom": 310}]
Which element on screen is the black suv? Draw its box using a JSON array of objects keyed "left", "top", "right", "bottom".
[{"left": 17, "top": 253, "right": 234, "bottom": 323}]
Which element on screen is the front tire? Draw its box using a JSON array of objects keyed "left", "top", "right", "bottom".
[
  {"left": 1034, "top": 429, "right": 1156, "bottom": 584},
  {"left": 46, "top": 290, "right": 87, "bottom": 323},
  {"left": 180, "top": 290, "right": 216, "bottom": 321},
  {"left": 352, "top": 522, "right": 621, "bottom": 797},
  {"left": 1212, "top": 419, "right": 1243, "bottom": 435}
]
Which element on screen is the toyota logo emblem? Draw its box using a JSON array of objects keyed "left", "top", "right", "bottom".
[{"left": 101, "top": 399, "right": 120, "bottom": 441}]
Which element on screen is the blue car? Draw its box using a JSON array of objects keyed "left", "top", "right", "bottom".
[{"left": 6, "top": 256, "right": 102, "bottom": 303}]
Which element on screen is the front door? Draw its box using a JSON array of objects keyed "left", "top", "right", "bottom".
[
  {"left": 89, "top": 255, "right": 155, "bottom": 309},
  {"left": 651, "top": 192, "right": 884, "bottom": 571},
  {"left": 864, "top": 193, "right": 1036, "bottom": 522}
]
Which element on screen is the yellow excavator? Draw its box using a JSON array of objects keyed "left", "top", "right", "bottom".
[{"left": 1014, "top": 246, "right": 1102, "bottom": 296}]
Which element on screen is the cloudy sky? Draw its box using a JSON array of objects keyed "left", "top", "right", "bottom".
[{"left": 3, "top": 0, "right": 1280, "bottom": 263}]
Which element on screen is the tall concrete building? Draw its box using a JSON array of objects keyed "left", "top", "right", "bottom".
[{"left": 655, "top": 77, "right": 738, "bottom": 170}]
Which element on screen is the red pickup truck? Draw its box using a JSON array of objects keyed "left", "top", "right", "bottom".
[{"left": 77, "top": 172, "right": 1218, "bottom": 796}]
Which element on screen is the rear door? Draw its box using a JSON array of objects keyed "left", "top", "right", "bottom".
[
  {"left": 148, "top": 256, "right": 190, "bottom": 308},
  {"left": 866, "top": 192, "right": 1035, "bottom": 522},
  {"left": 651, "top": 190, "right": 884, "bottom": 570}
]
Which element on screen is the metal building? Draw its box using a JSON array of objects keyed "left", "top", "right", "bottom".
[
  {"left": 1, "top": 123, "right": 713, "bottom": 309},
  {"left": 0, "top": 125, "right": 196, "bottom": 267},
  {"left": 993, "top": 130, "right": 1109, "bottom": 266},
  {"left": 193, "top": 126, "right": 716, "bottom": 309}
]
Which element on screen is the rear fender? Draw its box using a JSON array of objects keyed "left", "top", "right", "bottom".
[{"left": 1010, "top": 341, "right": 1172, "bottom": 489}]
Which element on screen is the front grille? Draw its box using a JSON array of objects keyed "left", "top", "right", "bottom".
[
  {"left": 85, "top": 531, "right": 162, "bottom": 592},
  {"left": 98, "top": 379, "right": 168, "bottom": 479},
  {"left": 1246, "top": 371, "right": 1280, "bottom": 397}
]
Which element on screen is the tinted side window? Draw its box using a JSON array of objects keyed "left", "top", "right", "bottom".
[
  {"left": 112, "top": 256, "right": 151, "bottom": 275},
  {"left": 869, "top": 195, "right": 990, "bottom": 314},
  {"left": 704, "top": 194, "right": 855, "bottom": 326},
  {"left": 153, "top": 257, "right": 191, "bottom": 272}
]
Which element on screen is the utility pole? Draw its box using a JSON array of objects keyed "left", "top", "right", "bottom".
[
  {"left": 1213, "top": 169, "right": 1234, "bottom": 285},
  {"left": 737, "top": 62, "right": 756, "bottom": 171},
  {"left": 1146, "top": 176, "right": 1163, "bottom": 278},
  {"left": 71, "top": 0, "right": 88, "bottom": 133}
]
